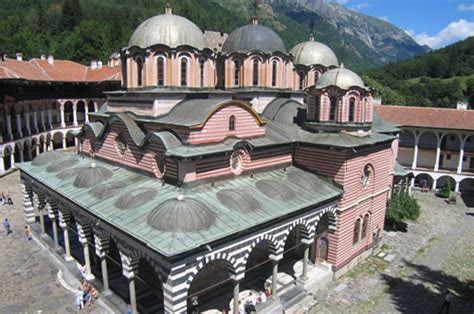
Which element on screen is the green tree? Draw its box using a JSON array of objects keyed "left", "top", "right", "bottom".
[
  {"left": 385, "top": 191, "right": 421, "bottom": 231},
  {"left": 60, "top": 0, "right": 83, "bottom": 31},
  {"left": 436, "top": 180, "right": 452, "bottom": 198}
]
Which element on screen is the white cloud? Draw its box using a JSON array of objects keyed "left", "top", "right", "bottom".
[
  {"left": 379, "top": 16, "right": 389, "bottom": 22},
  {"left": 457, "top": 3, "right": 474, "bottom": 11},
  {"left": 405, "top": 19, "right": 474, "bottom": 48},
  {"left": 351, "top": 2, "right": 368, "bottom": 10}
]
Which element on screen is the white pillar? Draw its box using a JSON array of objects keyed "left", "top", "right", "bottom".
[
  {"left": 412, "top": 135, "right": 419, "bottom": 170},
  {"left": 271, "top": 260, "right": 279, "bottom": 300},
  {"left": 35, "top": 144, "right": 40, "bottom": 156},
  {"left": 47, "top": 203, "right": 60, "bottom": 251},
  {"left": 19, "top": 149, "right": 24, "bottom": 162},
  {"left": 39, "top": 209, "right": 46, "bottom": 234},
  {"left": 24, "top": 112, "right": 31, "bottom": 135},
  {"left": 10, "top": 152, "right": 15, "bottom": 169},
  {"left": 233, "top": 280, "right": 240, "bottom": 314},
  {"left": 72, "top": 103, "right": 78, "bottom": 127},
  {"left": 434, "top": 138, "right": 441, "bottom": 172},
  {"left": 455, "top": 181, "right": 460, "bottom": 193},
  {"left": 432, "top": 177, "right": 438, "bottom": 191},
  {"left": 409, "top": 177, "right": 414, "bottom": 195},
  {"left": 62, "top": 137, "right": 67, "bottom": 149},
  {"left": 40, "top": 111, "right": 46, "bottom": 131},
  {"left": 60, "top": 105, "right": 65, "bottom": 128},
  {"left": 457, "top": 144, "right": 465, "bottom": 174},
  {"left": 301, "top": 244, "right": 309, "bottom": 280},
  {"left": 95, "top": 235, "right": 110, "bottom": 292},
  {"left": 15, "top": 114, "right": 23, "bottom": 138},
  {"left": 77, "top": 224, "right": 95, "bottom": 281},
  {"left": 120, "top": 253, "right": 139, "bottom": 314},
  {"left": 32, "top": 111, "right": 38, "bottom": 133},
  {"left": 59, "top": 211, "right": 73, "bottom": 261},
  {"left": 84, "top": 104, "right": 89, "bottom": 123},
  {"left": 6, "top": 115, "right": 13, "bottom": 140},
  {"left": 21, "top": 182, "right": 35, "bottom": 224},
  {"left": 0, "top": 158, "right": 5, "bottom": 174},
  {"left": 47, "top": 110, "right": 52, "bottom": 129}
]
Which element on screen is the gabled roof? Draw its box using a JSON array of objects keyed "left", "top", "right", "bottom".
[
  {"left": 0, "top": 58, "right": 120, "bottom": 82},
  {"left": 374, "top": 105, "right": 474, "bottom": 131}
]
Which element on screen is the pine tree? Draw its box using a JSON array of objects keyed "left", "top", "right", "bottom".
[{"left": 60, "top": 0, "right": 83, "bottom": 31}]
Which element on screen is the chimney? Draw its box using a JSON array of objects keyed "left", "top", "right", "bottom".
[
  {"left": 97, "top": 60, "right": 103, "bottom": 69},
  {"left": 91, "top": 60, "right": 98, "bottom": 70},
  {"left": 47, "top": 55, "right": 54, "bottom": 65},
  {"left": 16, "top": 52, "right": 23, "bottom": 61},
  {"left": 0, "top": 52, "right": 5, "bottom": 62},
  {"left": 40, "top": 54, "right": 46, "bottom": 60},
  {"left": 165, "top": 3, "right": 172, "bottom": 15}
]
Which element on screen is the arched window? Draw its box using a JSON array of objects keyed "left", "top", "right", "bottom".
[
  {"left": 229, "top": 115, "right": 235, "bottom": 131},
  {"left": 271, "top": 60, "right": 278, "bottom": 87},
  {"left": 252, "top": 59, "right": 259, "bottom": 86},
  {"left": 157, "top": 57, "right": 164, "bottom": 86},
  {"left": 353, "top": 219, "right": 361, "bottom": 244},
  {"left": 315, "top": 96, "right": 321, "bottom": 121},
  {"left": 329, "top": 97, "right": 337, "bottom": 121},
  {"left": 298, "top": 71, "right": 305, "bottom": 90},
  {"left": 362, "top": 214, "right": 369, "bottom": 239},
  {"left": 136, "top": 57, "right": 143, "bottom": 87},
  {"left": 199, "top": 58, "right": 205, "bottom": 88},
  {"left": 234, "top": 60, "right": 240, "bottom": 86},
  {"left": 349, "top": 97, "right": 356, "bottom": 122},
  {"left": 180, "top": 57, "right": 188, "bottom": 87},
  {"left": 314, "top": 71, "right": 319, "bottom": 84}
]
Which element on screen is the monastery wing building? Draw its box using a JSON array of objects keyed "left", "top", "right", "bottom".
[{"left": 16, "top": 7, "right": 400, "bottom": 314}]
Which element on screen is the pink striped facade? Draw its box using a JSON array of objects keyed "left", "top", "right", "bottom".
[{"left": 295, "top": 144, "right": 394, "bottom": 270}]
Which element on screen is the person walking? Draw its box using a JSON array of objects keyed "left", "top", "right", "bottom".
[
  {"left": 24, "top": 226, "right": 31, "bottom": 241},
  {"left": 3, "top": 218, "right": 12, "bottom": 235},
  {"left": 6, "top": 191, "right": 13, "bottom": 205},
  {"left": 76, "top": 287, "right": 84, "bottom": 310}
]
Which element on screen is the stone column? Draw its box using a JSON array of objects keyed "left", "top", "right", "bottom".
[
  {"left": 46, "top": 202, "right": 60, "bottom": 251},
  {"left": 35, "top": 143, "right": 40, "bottom": 156},
  {"left": 38, "top": 208, "right": 46, "bottom": 234},
  {"left": 455, "top": 181, "right": 460, "bottom": 193},
  {"left": 59, "top": 210, "right": 74, "bottom": 262},
  {"left": 40, "top": 111, "right": 46, "bottom": 131},
  {"left": 0, "top": 158, "right": 5, "bottom": 174},
  {"left": 233, "top": 280, "right": 240, "bottom": 314},
  {"left": 301, "top": 244, "right": 310, "bottom": 280},
  {"left": 72, "top": 103, "right": 78, "bottom": 127},
  {"left": 434, "top": 137, "right": 441, "bottom": 172},
  {"left": 16, "top": 114, "right": 23, "bottom": 138},
  {"left": 120, "top": 253, "right": 140, "bottom": 314},
  {"left": 21, "top": 181, "right": 35, "bottom": 224},
  {"left": 19, "top": 149, "right": 24, "bottom": 162},
  {"left": 10, "top": 152, "right": 15, "bottom": 169},
  {"left": 84, "top": 104, "right": 89, "bottom": 123},
  {"left": 60, "top": 104, "right": 66, "bottom": 128},
  {"left": 62, "top": 136, "right": 67, "bottom": 149},
  {"left": 32, "top": 111, "right": 38, "bottom": 133},
  {"left": 412, "top": 134, "right": 419, "bottom": 170},
  {"left": 95, "top": 235, "right": 111, "bottom": 293},
  {"left": 432, "top": 177, "right": 438, "bottom": 191},
  {"left": 457, "top": 143, "right": 465, "bottom": 174},
  {"left": 47, "top": 110, "right": 53, "bottom": 129},
  {"left": 42, "top": 139, "right": 47, "bottom": 152},
  {"left": 24, "top": 112, "right": 31, "bottom": 135},
  {"left": 271, "top": 259, "right": 279, "bottom": 300},
  {"left": 6, "top": 115, "right": 13, "bottom": 140},
  {"left": 77, "top": 223, "right": 95, "bottom": 281}
]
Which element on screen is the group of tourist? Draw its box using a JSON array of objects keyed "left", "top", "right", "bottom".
[
  {"left": 3, "top": 218, "right": 32, "bottom": 241},
  {"left": 0, "top": 192, "right": 14, "bottom": 206},
  {"left": 239, "top": 290, "right": 269, "bottom": 314},
  {"left": 75, "top": 279, "right": 99, "bottom": 310}
]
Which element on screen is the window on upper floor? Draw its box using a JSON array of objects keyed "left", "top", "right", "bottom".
[
  {"left": 314, "top": 71, "right": 319, "bottom": 84},
  {"left": 272, "top": 60, "right": 278, "bottom": 87},
  {"left": 199, "top": 58, "right": 205, "bottom": 88},
  {"left": 298, "top": 71, "right": 305, "bottom": 90},
  {"left": 180, "top": 58, "right": 188, "bottom": 87},
  {"left": 234, "top": 60, "right": 240, "bottom": 87},
  {"left": 157, "top": 57, "right": 164, "bottom": 86},
  {"left": 315, "top": 96, "right": 321, "bottom": 121},
  {"left": 349, "top": 97, "right": 356, "bottom": 122},
  {"left": 229, "top": 115, "right": 236, "bottom": 131},
  {"left": 361, "top": 164, "right": 373, "bottom": 188},
  {"left": 136, "top": 57, "right": 144, "bottom": 87},
  {"left": 252, "top": 59, "right": 259, "bottom": 87},
  {"left": 329, "top": 97, "right": 337, "bottom": 121}
]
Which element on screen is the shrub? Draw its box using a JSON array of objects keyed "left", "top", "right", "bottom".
[{"left": 436, "top": 180, "right": 451, "bottom": 198}]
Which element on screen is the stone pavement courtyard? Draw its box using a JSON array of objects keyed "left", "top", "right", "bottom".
[{"left": 1, "top": 169, "right": 473, "bottom": 313}]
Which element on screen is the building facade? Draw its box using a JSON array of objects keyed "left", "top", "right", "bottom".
[
  {"left": 0, "top": 55, "right": 121, "bottom": 173},
  {"left": 17, "top": 7, "right": 398, "bottom": 314},
  {"left": 375, "top": 105, "right": 474, "bottom": 194}
]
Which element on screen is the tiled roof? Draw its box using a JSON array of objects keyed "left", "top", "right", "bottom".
[
  {"left": 0, "top": 57, "right": 120, "bottom": 82},
  {"left": 374, "top": 105, "right": 474, "bottom": 131}
]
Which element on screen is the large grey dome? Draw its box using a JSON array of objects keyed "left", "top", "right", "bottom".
[
  {"left": 222, "top": 23, "right": 287, "bottom": 54},
  {"left": 147, "top": 196, "right": 215, "bottom": 232},
  {"left": 290, "top": 40, "right": 338, "bottom": 67},
  {"left": 316, "top": 66, "right": 366, "bottom": 90},
  {"left": 128, "top": 12, "right": 208, "bottom": 50},
  {"left": 73, "top": 164, "right": 113, "bottom": 188}
]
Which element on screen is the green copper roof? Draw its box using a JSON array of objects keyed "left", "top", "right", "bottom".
[
  {"left": 394, "top": 161, "right": 412, "bottom": 177},
  {"left": 18, "top": 153, "right": 341, "bottom": 257}
]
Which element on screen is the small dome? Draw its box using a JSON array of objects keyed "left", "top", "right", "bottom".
[
  {"left": 32, "top": 151, "right": 69, "bottom": 166},
  {"left": 222, "top": 23, "right": 287, "bottom": 54},
  {"left": 217, "top": 189, "right": 260, "bottom": 213},
  {"left": 128, "top": 11, "right": 208, "bottom": 50},
  {"left": 46, "top": 159, "right": 79, "bottom": 173},
  {"left": 56, "top": 167, "right": 87, "bottom": 180},
  {"left": 256, "top": 179, "right": 295, "bottom": 200},
  {"left": 290, "top": 40, "right": 338, "bottom": 67},
  {"left": 316, "top": 66, "right": 366, "bottom": 90},
  {"left": 90, "top": 180, "right": 128, "bottom": 200},
  {"left": 147, "top": 197, "right": 215, "bottom": 232},
  {"left": 115, "top": 188, "right": 157, "bottom": 210},
  {"left": 73, "top": 165, "right": 113, "bottom": 188},
  {"left": 287, "top": 171, "right": 322, "bottom": 192}
]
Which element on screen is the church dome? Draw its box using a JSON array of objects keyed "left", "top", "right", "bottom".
[
  {"left": 73, "top": 163, "right": 113, "bottom": 188},
  {"left": 128, "top": 8, "right": 208, "bottom": 50},
  {"left": 147, "top": 195, "right": 215, "bottom": 232},
  {"left": 290, "top": 39, "right": 338, "bottom": 67},
  {"left": 222, "top": 22, "right": 287, "bottom": 54},
  {"left": 316, "top": 65, "right": 366, "bottom": 90}
]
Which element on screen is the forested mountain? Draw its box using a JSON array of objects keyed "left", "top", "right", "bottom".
[
  {"left": 0, "top": 0, "right": 428, "bottom": 72},
  {"left": 365, "top": 37, "right": 474, "bottom": 108}
]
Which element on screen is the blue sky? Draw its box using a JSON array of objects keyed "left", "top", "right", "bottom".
[{"left": 333, "top": 0, "right": 474, "bottom": 49}]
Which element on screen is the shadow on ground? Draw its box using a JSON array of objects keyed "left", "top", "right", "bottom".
[
  {"left": 381, "top": 260, "right": 474, "bottom": 314},
  {"left": 460, "top": 193, "right": 474, "bottom": 208}
]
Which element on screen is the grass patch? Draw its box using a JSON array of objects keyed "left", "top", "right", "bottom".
[{"left": 345, "top": 256, "right": 389, "bottom": 280}]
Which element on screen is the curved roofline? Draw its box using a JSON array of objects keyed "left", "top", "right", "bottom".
[
  {"left": 125, "top": 43, "right": 214, "bottom": 54},
  {"left": 200, "top": 99, "right": 266, "bottom": 129}
]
